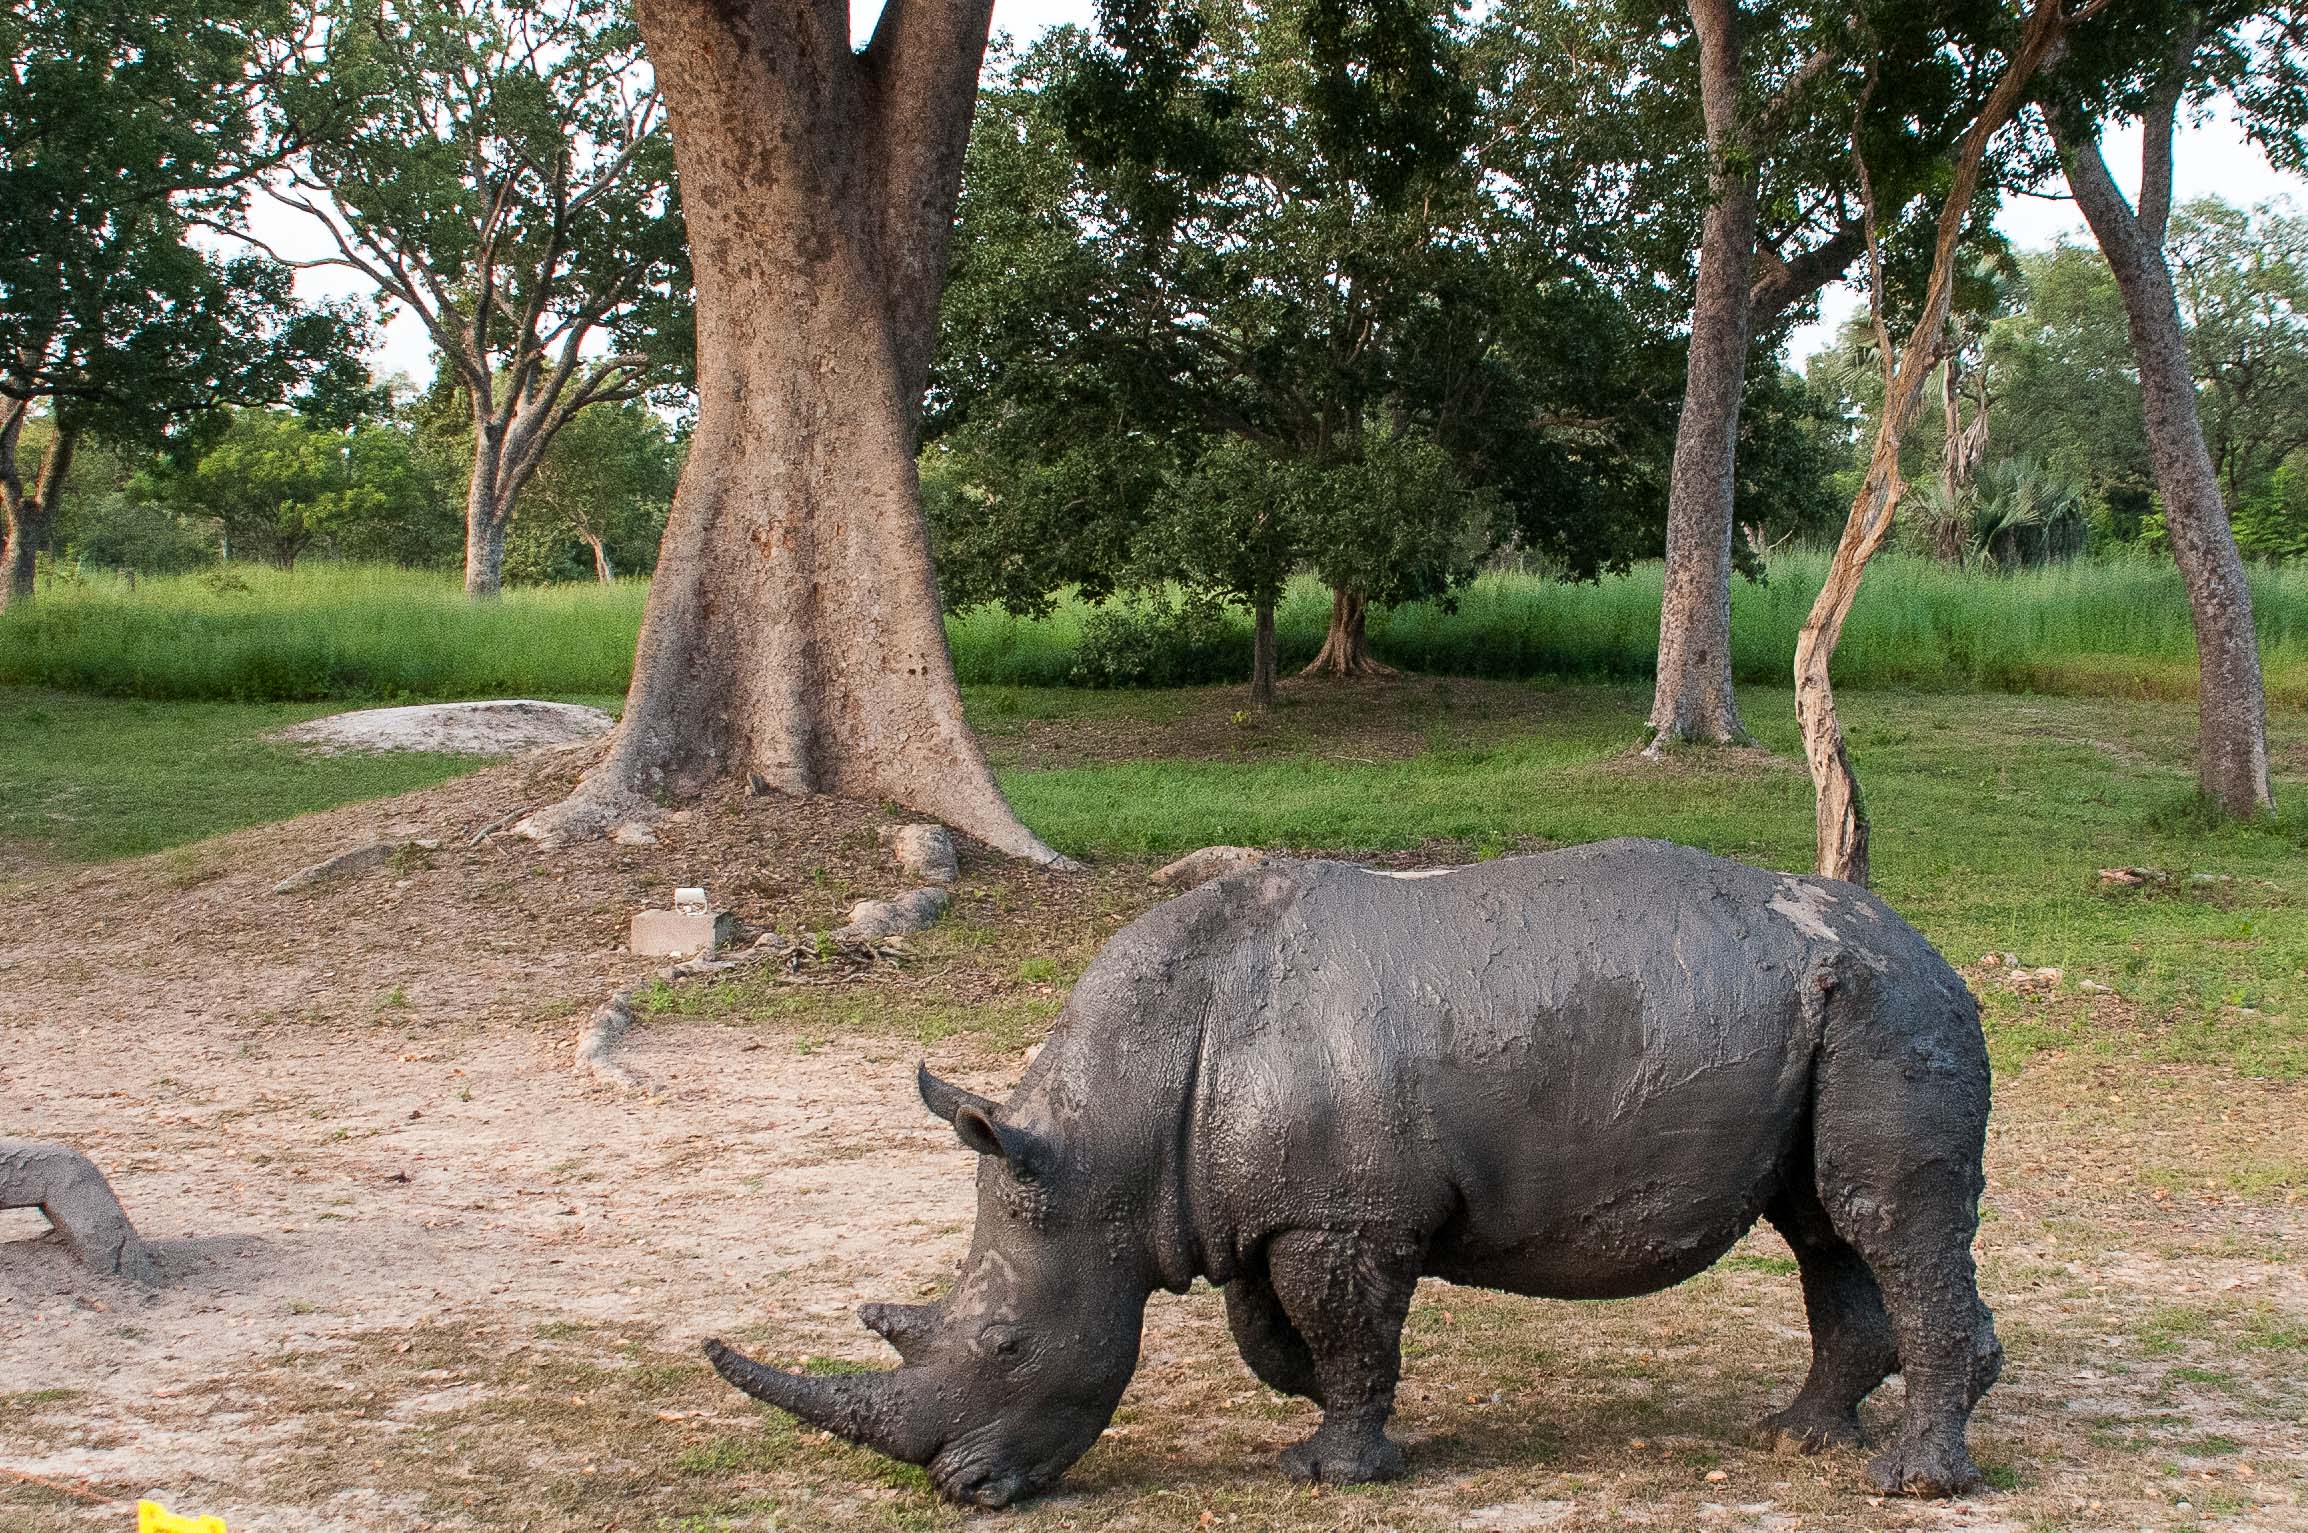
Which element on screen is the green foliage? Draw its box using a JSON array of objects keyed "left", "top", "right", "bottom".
[
  {"left": 143, "top": 409, "right": 445, "bottom": 570},
  {"left": 0, "top": 0, "right": 366, "bottom": 452},
  {"left": 929, "top": 3, "right": 1680, "bottom": 647},
  {"left": 503, "top": 402, "right": 680, "bottom": 584},
  {"left": 1069, "top": 592, "right": 1239, "bottom": 688}
]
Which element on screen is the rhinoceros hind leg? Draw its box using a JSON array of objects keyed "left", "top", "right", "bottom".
[
  {"left": 1223, "top": 1259, "right": 1324, "bottom": 1405},
  {"left": 1752, "top": 1176, "right": 1897, "bottom": 1453},
  {"left": 1264, "top": 1228, "right": 1417, "bottom": 1485},
  {"left": 1812, "top": 1005, "right": 2000, "bottom": 1499}
]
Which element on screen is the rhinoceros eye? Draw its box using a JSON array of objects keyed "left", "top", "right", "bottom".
[{"left": 978, "top": 1323, "right": 1027, "bottom": 1362}]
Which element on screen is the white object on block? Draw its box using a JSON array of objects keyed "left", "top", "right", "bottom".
[{"left": 673, "top": 886, "right": 709, "bottom": 913}]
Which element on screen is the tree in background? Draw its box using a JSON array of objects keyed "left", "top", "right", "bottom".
[
  {"left": 521, "top": 0, "right": 1067, "bottom": 863},
  {"left": 2037, "top": 0, "right": 2308, "bottom": 816},
  {"left": 259, "top": 0, "right": 688, "bottom": 597},
  {"left": 1796, "top": 0, "right": 2103, "bottom": 890},
  {"left": 0, "top": 0, "right": 364, "bottom": 608},
  {"left": 148, "top": 406, "right": 439, "bottom": 569},
  {"left": 929, "top": 0, "right": 1674, "bottom": 698},
  {"left": 505, "top": 401, "right": 680, "bottom": 583}
]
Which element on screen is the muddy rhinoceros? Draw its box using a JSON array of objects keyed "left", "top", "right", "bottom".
[{"left": 705, "top": 838, "right": 2000, "bottom": 1507}]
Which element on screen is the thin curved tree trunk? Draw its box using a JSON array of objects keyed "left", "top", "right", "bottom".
[
  {"left": 2051, "top": 111, "right": 2273, "bottom": 818},
  {"left": 1301, "top": 587, "right": 1395, "bottom": 678},
  {"left": 1797, "top": 0, "right": 2074, "bottom": 885},
  {"left": 523, "top": 0, "right": 1064, "bottom": 865},
  {"left": 1648, "top": 0, "right": 1756, "bottom": 749},
  {"left": 586, "top": 534, "right": 614, "bottom": 583}
]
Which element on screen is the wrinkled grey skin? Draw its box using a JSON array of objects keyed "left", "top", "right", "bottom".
[{"left": 706, "top": 838, "right": 2001, "bottom": 1507}]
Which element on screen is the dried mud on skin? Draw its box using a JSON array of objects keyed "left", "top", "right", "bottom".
[{"left": 0, "top": 763, "right": 2302, "bottom": 1531}]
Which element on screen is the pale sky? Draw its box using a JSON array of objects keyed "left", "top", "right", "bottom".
[{"left": 273, "top": 0, "right": 2305, "bottom": 384}]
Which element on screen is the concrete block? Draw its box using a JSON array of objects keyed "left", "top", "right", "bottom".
[{"left": 631, "top": 908, "right": 734, "bottom": 957}]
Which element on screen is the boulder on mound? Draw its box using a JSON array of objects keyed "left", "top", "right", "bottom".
[{"left": 274, "top": 700, "right": 614, "bottom": 757}]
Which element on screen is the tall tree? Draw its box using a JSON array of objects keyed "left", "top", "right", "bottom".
[
  {"left": 1632, "top": 0, "right": 2012, "bottom": 748},
  {"left": 2037, "top": 1, "right": 2304, "bottom": 816},
  {"left": 0, "top": 0, "right": 359, "bottom": 608},
  {"left": 518, "top": 0, "right": 1067, "bottom": 862},
  {"left": 259, "top": 0, "right": 687, "bottom": 597},
  {"left": 1797, "top": 0, "right": 2106, "bottom": 887}
]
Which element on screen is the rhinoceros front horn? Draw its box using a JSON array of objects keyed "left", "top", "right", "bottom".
[
  {"left": 702, "top": 1338, "right": 942, "bottom": 1464},
  {"left": 916, "top": 1062, "right": 997, "bottom": 1125}
]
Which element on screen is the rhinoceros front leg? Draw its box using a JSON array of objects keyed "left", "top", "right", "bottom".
[
  {"left": 1263, "top": 1228, "right": 1419, "bottom": 1485},
  {"left": 1223, "top": 1259, "right": 1324, "bottom": 1405}
]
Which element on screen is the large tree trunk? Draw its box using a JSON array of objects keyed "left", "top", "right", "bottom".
[
  {"left": 1796, "top": 0, "right": 2071, "bottom": 885},
  {"left": 2052, "top": 116, "right": 2273, "bottom": 818},
  {"left": 464, "top": 434, "right": 509, "bottom": 599},
  {"left": 1301, "top": 587, "right": 1396, "bottom": 678},
  {"left": 522, "top": 0, "right": 1064, "bottom": 865},
  {"left": 1647, "top": 0, "right": 1757, "bottom": 750},
  {"left": 1249, "top": 597, "right": 1277, "bottom": 715},
  {"left": 0, "top": 406, "right": 73, "bottom": 612}
]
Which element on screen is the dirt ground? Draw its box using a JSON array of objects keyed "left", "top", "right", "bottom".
[{"left": 2, "top": 744, "right": 2303, "bottom": 1533}]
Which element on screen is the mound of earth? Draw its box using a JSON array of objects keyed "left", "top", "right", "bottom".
[{"left": 272, "top": 699, "right": 614, "bottom": 756}]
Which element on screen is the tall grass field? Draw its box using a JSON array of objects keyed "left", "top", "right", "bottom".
[{"left": 3, "top": 554, "right": 2305, "bottom": 705}]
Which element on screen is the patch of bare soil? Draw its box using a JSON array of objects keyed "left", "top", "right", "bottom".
[
  {"left": 2, "top": 759, "right": 2303, "bottom": 1532},
  {"left": 976, "top": 677, "right": 1575, "bottom": 770}
]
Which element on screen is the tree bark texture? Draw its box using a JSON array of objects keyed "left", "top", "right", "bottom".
[
  {"left": 1647, "top": 0, "right": 1758, "bottom": 749},
  {"left": 2052, "top": 117, "right": 2274, "bottom": 817},
  {"left": 524, "top": 0, "right": 1065, "bottom": 865},
  {"left": 0, "top": 402, "right": 73, "bottom": 611},
  {"left": 1796, "top": 0, "right": 2073, "bottom": 886},
  {"left": 1301, "top": 587, "right": 1396, "bottom": 678},
  {"left": 1250, "top": 598, "right": 1277, "bottom": 715},
  {"left": 464, "top": 429, "right": 510, "bottom": 598}
]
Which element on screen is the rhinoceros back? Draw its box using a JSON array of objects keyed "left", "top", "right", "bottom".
[{"left": 1065, "top": 837, "right": 1969, "bottom": 1300}]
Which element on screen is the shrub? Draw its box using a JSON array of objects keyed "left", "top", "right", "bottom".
[{"left": 1068, "top": 595, "right": 1243, "bottom": 688}]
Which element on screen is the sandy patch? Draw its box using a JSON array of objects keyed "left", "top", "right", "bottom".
[{"left": 272, "top": 701, "right": 613, "bottom": 756}]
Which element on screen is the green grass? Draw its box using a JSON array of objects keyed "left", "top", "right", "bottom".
[
  {"left": 980, "top": 682, "right": 2307, "bottom": 1075},
  {"left": 6, "top": 553, "right": 2306, "bottom": 703},
  {"left": 0, "top": 688, "right": 547, "bottom": 863}
]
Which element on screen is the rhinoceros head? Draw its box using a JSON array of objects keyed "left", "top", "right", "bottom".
[{"left": 703, "top": 1063, "right": 1147, "bottom": 1507}]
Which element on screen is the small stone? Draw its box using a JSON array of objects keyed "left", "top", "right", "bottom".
[
  {"left": 610, "top": 823, "right": 657, "bottom": 847},
  {"left": 1705, "top": 1469, "right": 1728, "bottom": 1483}
]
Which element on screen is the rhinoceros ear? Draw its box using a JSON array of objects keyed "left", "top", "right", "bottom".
[
  {"left": 953, "top": 1104, "right": 1050, "bottom": 1177},
  {"left": 917, "top": 1062, "right": 997, "bottom": 1125}
]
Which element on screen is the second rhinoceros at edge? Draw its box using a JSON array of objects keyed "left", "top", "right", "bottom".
[{"left": 704, "top": 837, "right": 2002, "bottom": 1508}]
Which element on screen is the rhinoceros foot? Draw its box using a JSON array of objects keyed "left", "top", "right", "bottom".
[
  {"left": 1863, "top": 1435, "right": 1982, "bottom": 1498},
  {"left": 1752, "top": 1401, "right": 1864, "bottom": 1454},
  {"left": 1279, "top": 1420, "right": 1405, "bottom": 1486}
]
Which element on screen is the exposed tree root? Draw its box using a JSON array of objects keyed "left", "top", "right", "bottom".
[
  {"left": 574, "top": 930, "right": 907, "bottom": 1089},
  {"left": 0, "top": 1139, "right": 160, "bottom": 1283}
]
